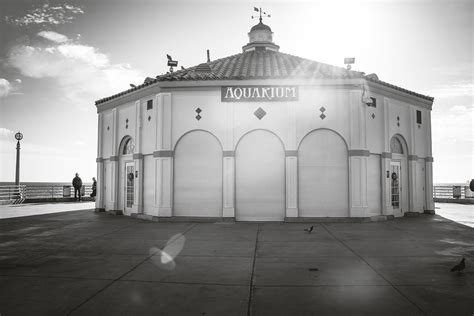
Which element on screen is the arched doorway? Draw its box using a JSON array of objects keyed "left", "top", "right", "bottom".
[
  {"left": 235, "top": 130, "right": 285, "bottom": 221},
  {"left": 390, "top": 135, "right": 409, "bottom": 216},
  {"left": 298, "top": 129, "right": 349, "bottom": 217},
  {"left": 173, "top": 130, "right": 223, "bottom": 217},
  {"left": 118, "top": 136, "right": 135, "bottom": 214}
]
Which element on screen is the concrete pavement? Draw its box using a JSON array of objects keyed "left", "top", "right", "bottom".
[
  {"left": 0, "top": 202, "right": 95, "bottom": 219},
  {"left": 0, "top": 208, "right": 473, "bottom": 315}
]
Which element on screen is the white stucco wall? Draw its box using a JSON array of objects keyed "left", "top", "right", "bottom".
[{"left": 95, "top": 80, "right": 433, "bottom": 218}]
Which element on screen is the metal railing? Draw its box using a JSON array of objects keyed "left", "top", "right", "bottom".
[
  {"left": 0, "top": 184, "right": 93, "bottom": 204},
  {"left": 433, "top": 184, "right": 473, "bottom": 200},
  {"left": 0, "top": 185, "right": 26, "bottom": 203}
]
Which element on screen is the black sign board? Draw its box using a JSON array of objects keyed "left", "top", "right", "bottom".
[
  {"left": 221, "top": 86, "right": 298, "bottom": 102},
  {"left": 167, "top": 60, "right": 178, "bottom": 67}
]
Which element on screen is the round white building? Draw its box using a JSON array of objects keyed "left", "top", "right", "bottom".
[{"left": 95, "top": 19, "right": 434, "bottom": 221}]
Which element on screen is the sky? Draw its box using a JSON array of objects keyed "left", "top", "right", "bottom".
[{"left": 0, "top": 0, "right": 472, "bottom": 183}]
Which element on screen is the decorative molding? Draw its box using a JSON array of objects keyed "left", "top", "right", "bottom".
[
  {"left": 133, "top": 153, "right": 144, "bottom": 160},
  {"left": 96, "top": 158, "right": 104, "bottom": 163},
  {"left": 381, "top": 152, "right": 392, "bottom": 159},
  {"left": 348, "top": 149, "right": 370, "bottom": 157},
  {"left": 425, "top": 156, "right": 434, "bottom": 162},
  {"left": 153, "top": 150, "right": 174, "bottom": 158},
  {"left": 408, "top": 155, "right": 419, "bottom": 161},
  {"left": 223, "top": 151, "right": 235, "bottom": 157},
  {"left": 285, "top": 150, "right": 298, "bottom": 157},
  {"left": 109, "top": 155, "right": 119, "bottom": 161}
]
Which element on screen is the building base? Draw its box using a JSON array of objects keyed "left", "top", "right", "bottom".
[
  {"left": 108, "top": 210, "right": 123, "bottom": 215},
  {"left": 404, "top": 211, "right": 422, "bottom": 217}
]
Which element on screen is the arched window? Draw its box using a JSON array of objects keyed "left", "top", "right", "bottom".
[
  {"left": 122, "top": 138, "right": 135, "bottom": 155},
  {"left": 390, "top": 137, "right": 403, "bottom": 154}
]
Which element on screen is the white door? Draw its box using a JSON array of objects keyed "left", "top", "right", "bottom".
[
  {"left": 236, "top": 130, "right": 285, "bottom": 221},
  {"left": 124, "top": 162, "right": 135, "bottom": 214},
  {"left": 173, "top": 131, "right": 223, "bottom": 217},
  {"left": 390, "top": 161, "right": 403, "bottom": 217},
  {"left": 298, "top": 130, "right": 349, "bottom": 217}
]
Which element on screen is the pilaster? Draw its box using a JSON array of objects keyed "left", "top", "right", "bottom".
[
  {"left": 223, "top": 152, "right": 235, "bottom": 217},
  {"left": 285, "top": 154, "right": 298, "bottom": 218},
  {"left": 111, "top": 108, "right": 119, "bottom": 210},
  {"left": 154, "top": 93, "right": 173, "bottom": 216},
  {"left": 96, "top": 113, "right": 105, "bottom": 210},
  {"left": 133, "top": 154, "right": 144, "bottom": 213},
  {"left": 408, "top": 155, "right": 418, "bottom": 212},
  {"left": 348, "top": 150, "right": 369, "bottom": 217},
  {"left": 381, "top": 152, "right": 392, "bottom": 215},
  {"left": 425, "top": 158, "right": 434, "bottom": 212},
  {"left": 95, "top": 159, "right": 104, "bottom": 210}
]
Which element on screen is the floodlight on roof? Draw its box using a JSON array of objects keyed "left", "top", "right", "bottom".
[{"left": 344, "top": 57, "right": 355, "bottom": 70}]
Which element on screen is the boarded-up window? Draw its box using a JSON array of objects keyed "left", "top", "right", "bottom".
[{"left": 416, "top": 110, "right": 422, "bottom": 124}]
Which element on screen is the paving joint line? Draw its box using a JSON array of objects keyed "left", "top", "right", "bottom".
[
  {"left": 247, "top": 223, "right": 260, "bottom": 316},
  {"left": 321, "top": 223, "right": 427, "bottom": 316},
  {"left": 66, "top": 223, "right": 197, "bottom": 315}
]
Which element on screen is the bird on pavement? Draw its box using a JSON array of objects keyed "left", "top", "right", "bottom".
[
  {"left": 450, "top": 257, "right": 465, "bottom": 272},
  {"left": 304, "top": 226, "right": 314, "bottom": 234}
]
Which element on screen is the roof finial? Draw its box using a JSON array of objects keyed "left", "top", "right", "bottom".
[{"left": 252, "top": 7, "right": 271, "bottom": 23}]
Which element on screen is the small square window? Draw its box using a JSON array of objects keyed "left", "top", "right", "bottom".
[
  {"left": 147, "top": 99, "right": 153, "bottom": 110},
  {"left": 416, "top": 110, "right": 422, "bottom": 124}
]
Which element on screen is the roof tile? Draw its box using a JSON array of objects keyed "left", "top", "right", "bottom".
[{"left": 95, "top": 49, "right": 433, "bottom": 105}]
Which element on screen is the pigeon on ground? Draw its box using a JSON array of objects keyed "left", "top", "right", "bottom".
[
  {"left": 450, "top": 257, "right": 466, "bottom": 272},
  {"left": 304, "top": 226, "right": 314, "bottom": 234}
]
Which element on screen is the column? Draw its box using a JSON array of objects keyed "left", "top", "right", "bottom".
[
  {"left": 110, "top": 155, "right": 119, "bottom": 211},
  {"left": 133, "top": 100, "right": 144, "bottom": 213},
  {"left": 95, "top": 113, "right": 105, "bottom": 211},
  {"left": 425, "top": 158, "right": 434, "bottom": 213},
  {"left": 408, "top": 108, "right": 416, "bottom": 212},
  {"left": 408, "top": 155, "right": 418, "bottom": 212},
  {"left": 222, "top": 101, "right": 235, "bottom": 218},
  {"left": 285, "top": 152, "right": 298, "bottom": 218},
  {"left": 381, "top": 152, "right": 392, "bottom": 215},
  {"left": 96, "top": 158, "right": 105, "bottom": 211},
  {"left": 381, "top": 98, "right": 392, "bottom": 215},
  {"left": 425, "top": 112, "right": 434, "bottom": 213},
  {"left": 133, "top": 154, "right": 144, "bottom": 213},
  {"left": 154, "top": 93, "right": 173, "bottom": 217},
  {"left": 110, "top": 108, "right": 119, "bottom": 211},
  {"left": 348, "top": 90, "right": 369, "bottom": 217},
  {"left": 349, "top": 150, "right": 369, "bottom": 217},
  {"left": 222, "top": 152, "right": 235, "bottom": 217}
]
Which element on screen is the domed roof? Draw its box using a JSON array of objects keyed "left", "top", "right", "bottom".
[{"left": 250, "top": 21, "right": 272, "bottom": 32}]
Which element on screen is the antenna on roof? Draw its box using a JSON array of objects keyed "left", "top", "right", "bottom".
[
  {"left": 251, "top": 7, "right": 271, "bottom": 23},
  {"left": 344, "top": 57, "right": 355, "bottom": 70}
]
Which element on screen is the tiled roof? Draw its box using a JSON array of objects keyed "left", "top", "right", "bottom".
[
  {"left": 156, "top": 50, "right": 363, "bottom": 81},
  {"left": 365, "top": 76, "right": 434, "bottom": 102},
  {"left": 95, "top": 50, "right": 433, "bottom": 105}
]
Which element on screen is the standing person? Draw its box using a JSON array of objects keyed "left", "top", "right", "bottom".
[
  {"left": 90, "top": 177, "right": 97, "bottom": 200},
  {"left": 72, "top": 173, "right": 83, "bottom": 201}
]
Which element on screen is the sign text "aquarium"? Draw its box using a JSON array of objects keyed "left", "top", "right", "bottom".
[{"left": 221, "top": 86, "right": 298, "bottom": 102}]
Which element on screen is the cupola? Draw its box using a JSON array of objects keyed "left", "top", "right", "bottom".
[{"left": 242, "top": 10, "right": 279, "bottom": 52}]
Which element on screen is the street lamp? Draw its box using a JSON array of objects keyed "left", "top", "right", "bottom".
[{"left": 14, "top": 131, "right": 23, "bottom": 185}]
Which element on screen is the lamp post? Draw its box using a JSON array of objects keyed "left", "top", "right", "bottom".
[{"left": 14, "top": 131, "right": 23, "bottom": 186}]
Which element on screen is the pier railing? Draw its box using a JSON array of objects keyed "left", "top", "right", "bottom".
[
  {"left": 433, "top": 184, "right": 473, "bottom": 203},
  {"left": 0, "top": 184, "right": 93, "bottom": 204}
]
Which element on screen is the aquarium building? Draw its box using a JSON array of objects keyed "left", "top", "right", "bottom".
[{"left": 94, "top": 19, "right": 434, "bottom": 221}]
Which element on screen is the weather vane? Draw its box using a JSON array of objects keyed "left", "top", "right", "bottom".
[{"left": 251, "top": 7, "right": 271, "bottom": 23}]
